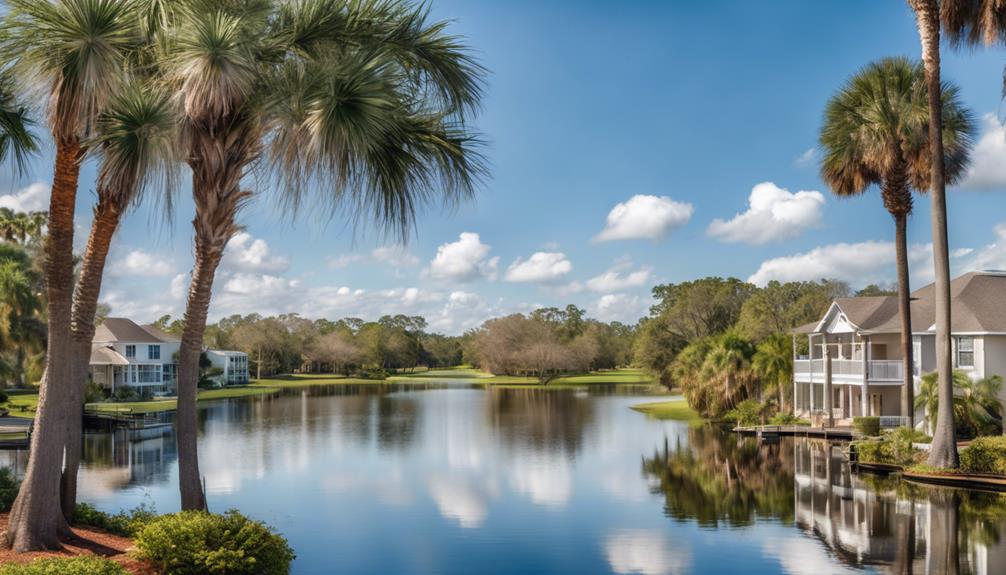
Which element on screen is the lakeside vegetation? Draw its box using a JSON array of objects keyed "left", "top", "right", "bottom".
[{"left": 631, "top": 398, "right": 703, "bottom": 422}]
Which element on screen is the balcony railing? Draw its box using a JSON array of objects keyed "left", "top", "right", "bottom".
[{"left": 795, "top": 358, "right": 918, "bottom": 381}]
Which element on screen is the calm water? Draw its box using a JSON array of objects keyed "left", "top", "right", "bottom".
[{"left": 3, "top": 383, "right": 1006, "bottom": 574}]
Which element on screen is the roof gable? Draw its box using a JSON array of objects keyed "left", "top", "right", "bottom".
[{"left": 93, "top": 318, "right": 167, "bottom": 344}]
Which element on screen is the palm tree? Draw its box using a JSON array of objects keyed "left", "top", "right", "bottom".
[
  {"left": 942, "top": 1, "right": 1006, "bottom": 74},
  {"left": 0, "top": 0, "right": 138, "bottom": 550},
  {"left": 60, "top": 84, "right": 178, "bottom": 519},
  {"left": 149, "top": 0, "right": 486, "bottom": 510},
  {"left": 0, "top": 69, "right": 36, "bottom": 174},
  {"left": 909, "top": 0, "right": 961, "bottom": 470},
  {"left": 916, "top": 370, "right": 1004, "bottom": 436},
  {"left": 0, "top": 209, "right": 47, "bottom": 245},
  {"left": 701, "top": 331, "right": 755, "bottom": 415},
  {"left": 819, "top": 57, "right": 973, "bottom": 429},
  {"left": 752, "top": 334, "right": 792, "bottom": 412}
]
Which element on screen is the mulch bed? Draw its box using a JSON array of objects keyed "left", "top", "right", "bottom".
[{"left": 0, "top": 514, "right": 158, "bottom": 574}]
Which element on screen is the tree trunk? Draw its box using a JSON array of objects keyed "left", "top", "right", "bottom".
[
  {"left": 5, "top": 137, "right": 82, "bottom": 551},
  {"left": 911, "top": 0, "right": 959, "bottom": 468},
  {"left": 894, "top": 213, "right": 915, "bottom": 428},
  {"left": 176, "top": 242, "right": 223, "bottom": 511},
  {"left": 61, "top": 195, "right": 124, "bottom": 520}
]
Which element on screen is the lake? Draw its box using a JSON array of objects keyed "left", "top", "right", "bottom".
[{"left": 2, "top": 383, "right": 1005, "bottom": 574}]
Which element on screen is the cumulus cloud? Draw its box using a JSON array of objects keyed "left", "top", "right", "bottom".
[
  {"left": 747, "top": 240, "right": 932, "bottom": 287},
  {"left": 0, "top": 182, "right": 49, "bottom": 212},
  {"left": 425, "top": 232, "right": 499, "bottom": 283},
  {"left": 221, "top": 232, "right": 289, "bottom": 273},
  {"left": 960, "top": 113, "right": 1006, "bottom": 190},
  {"left": 327, "top": 246, "right": 420, "bottom": 269},
  {"left": 605, "top": 530, "right": 691, "bottom": 575},
  {"left": 504, "top": 252, "right": 572, "bottom": 283},
  {"left": 708, "top": 182, "right": 825, "bottom": 244},
  {"left": 585, "top": 262, "right": 652, "bottom": 292},
  {"left": 109, "top": 250, "right": 175, "bottom": 277},
  {"left": 594, "top": 195, "right": 693, "bottom": 242},
  {"left": 590, "top": 293, "right": 648, "bottom": 323}
]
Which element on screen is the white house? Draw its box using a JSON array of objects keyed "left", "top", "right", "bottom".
[
  {"left": 205, "top": 350, "right": 250, "bottom": 386},
  {"left": 792, "top": 271, "right": 1006, "bottom": 427},
  {"left": 89, "top": 318, "right": 181, "bottom": 397}
]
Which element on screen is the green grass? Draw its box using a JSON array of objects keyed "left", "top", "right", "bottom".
[
  {"left": 251, "top": 374, "right": 394, "bottom": 387},
  {"left": 631, "top": 398, "right": 703, "bottom": 422},
  {"left": 1, "top": 393, "right": 39, "bottom": 419},
  {"left": 387, "top": 368, "right": 656, "bottom": 387},
  {"left": 85, "top": 386, "right": 281, "bottom": 414}
]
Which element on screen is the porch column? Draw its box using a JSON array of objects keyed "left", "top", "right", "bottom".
[
  {"left": 861, "top": 335, "right": 871, "bottom": 417},
  {"left": 792, "top": 334, "right": 798, "bottom": 413},
  {"left": 824, "top": 348, "right": 834, "bottom": 428},
  {"left": 848, "top": 383, "right": 855, "bottom": 418},
  {"left": 809, "top": 334, "right": 816, "bottom": 413}
]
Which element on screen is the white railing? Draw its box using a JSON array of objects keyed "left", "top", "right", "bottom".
[
  {"left": 794, "top": 359, "right": 812, "bottom": 374},
  {"left": 796, "top": 358, "right": 920, "bottom": 382},
  {"left": 869, "top": 360, "right": 903, "bottom": 381}
]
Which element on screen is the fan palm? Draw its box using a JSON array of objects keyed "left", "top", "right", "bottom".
[
  {"left": 0, "top": 0, "right": 139, "bottom": 550},
  {"left": 819, "top": 57, "right": 974, "bottom": 429},
  {"left": 916, "top": 370, "right": 1004, "bottom": 436},
  {"left": 0, "top": 244, "right": 43, "bottom": 390},
  {"left": 149, "top": 0, "right": 485, "bottom": 510},
  {"left": 0, "top": 69, "right": 36, "bottom": 174},
  {"left": 942, "top": 0, "right": 1006, "bottom": 94},
  {"left": 701, "top": 331, "right": 755, "bottom": 415},
  {"left": 59, "top": 84, "right": 178, "bottom": 518},
  {"left": 909, "top": 0, "right": 963, "bottom": 470},
  {"left": 753, "top": 334, "right": 793, "bottom": 411}
]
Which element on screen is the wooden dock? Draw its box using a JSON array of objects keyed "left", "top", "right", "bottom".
[
  {"left": 734, "top": 424, "right": 855, "bottom": 441},
  {"left": 83, "top": 409, "right": 170, "bottom": 431}
]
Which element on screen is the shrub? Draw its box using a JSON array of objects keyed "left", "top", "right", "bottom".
[
  {"left": 724, "top": 399, "right": 767, "bottom": 426},
  {"left": 111, "top": 387, "right": 139, "bottom": 402},
  {"left": 854, "top": 427, "right": 928, "bottom": 467},
  {"left": 73, "top": 503, "right": 156, "bottom": 537},
  {"left": 960, "top": 436, "right": 1006, "bottom": 476},
  {"left": 0, "top": 557, "right": 128, "bottom": 575},
  {"left": 853, "top": 416, "right": 881, "bottom": 437},
  {"left": 768, "top": 412, "right": 810, "bottom": 426},
  {"left": 135, "top": 510, "right": 295, "bottom": 575},
  {"left": 84, "top": 381, "right": 107, "bottom": 403},
  {"left": 0, "top": 466, "right": 19, "bottom": 512}
]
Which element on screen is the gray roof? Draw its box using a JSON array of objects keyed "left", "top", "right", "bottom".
[
  {"left": 822, "top": 272, "right": 1006, "bottom": 334},
  {"left": 93, "top": 318, "right": 169, "bottom": 344},
  {"left": 141, "top": 323, "right": 180, "bottom": 342}
]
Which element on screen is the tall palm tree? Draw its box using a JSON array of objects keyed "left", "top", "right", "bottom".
[
  {"left": 942, "top": 0, "right": 1006, "bottom": 83},
  {"left": 0, "top": 69, "right": 36, "bottom": 174},
  {"left": 0, "top": 0, "right": 138, "bottom": 551},
  {"left": 752, "top": 334, "right": 792, "bottom": 411},
  {"left": 701, "top": 331, "right": 755, "bottom": 414},
  {"left": 150, "top": 0, "right": 486, "bottom": 510},
  {"left": 819, "top": 57, "right": 973, "bottom": 429},
  {"left": 0, "top": 244, "right": 43, "bottom": 388},
  {"left": 909, "top": 0, "right": 961, "bottom": 469},
  {"left": 60, "top": 84, "right": 178, "bottom": 519}
]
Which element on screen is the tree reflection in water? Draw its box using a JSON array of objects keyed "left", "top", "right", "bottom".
[
  {"left": 485, "top": 388, "right": 596, "bottom": 455},
  {"left": 644, "top": 427, "right": 1006, "bottom": 574}
]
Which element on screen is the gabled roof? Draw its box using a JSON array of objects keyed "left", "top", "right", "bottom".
[
  {"left": 90, "top": 346, "right": 129, "bottom": 366},
  {"left": 140, "top": 323, "right": 181, "bottom": 343},
  {"left": 93, "top": 318, "right": 171, "bottom": 344},
  {"left": 808, "top": 271, "right": 1006, "bottom": 335}
]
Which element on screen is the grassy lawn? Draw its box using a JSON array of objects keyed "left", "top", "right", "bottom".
[
  {"left": 1, "top": 392, "right": 39, "bottom": 419},
  {"left": 85, "top": 386, "right": 281, "bottom": 414},
  {"left": 251, "top": 374, "right": 392, "bottom": 388},
  {"left": 630, "top": 398, "right": 703, "bottom": 422},
  {"left": 387, "top": 368, "right": 656, "bottom": 387}
]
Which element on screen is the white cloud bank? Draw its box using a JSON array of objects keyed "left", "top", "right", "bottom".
[
  {"left": 960, "top": 113, "right": 1006, "bottom": 190},
  {"left": 585, "top": 263, "right": 652, "bottom": 292},
  {"left": 221, "top": 232, "right": 289, "bottom": 273},
  {"left": 505, "top": 252, "right": 572, "bottom": 283},
  {"left": 425, "top": 232, "right": 499, "bottom": 283},
  {"left": 109, "top": 249, "right": 175, "bottom": 277},
  {"left": 327, "top": 246, "right": 420, "bottom": 269},
  {"left": 0, "top": 182, "right": 49, "bottom": 212},
  {"left": 708, "top": 182, "right": 824, "bottom": 244},
  {"left": 747, "top": 240, "right": 932, "bottom": 287},
  {"left": 590, "top": 293, "right": 648, "bottom": 323},
  {"left": 595, "top": 195, "right": 693, "bottom": 242}
]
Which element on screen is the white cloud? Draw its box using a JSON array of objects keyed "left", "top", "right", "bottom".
[
  {"left": 427, "top": 475, "right": 490, "bottom": 529},
  {"left": 960, "top": 113, "right": 1006, "bottom": 190},
  {"left": 761, "top": 535, "right": 858, "bottom": 575},
  {"left": 221, "top": 232, "right": 289, "bottom": 273},
  {"left": 747, "top": 240, "right": 932, "bottom": 287},
  {"left": 795, "top": 147, "right": 816, "bottom": 165},
  {"left": 425, "top": 232, "right": 499, "bottom": 283},
  {"left": 0, "top": 182, "right": 50, "bottom": 212},
  {"left": 590, "top": 293, "right": 648, "bottom": 323},
  {"left": 708, "top": 182, "right": 825, "bottom": 244},
  {"left": 505, "top": 252, "right": 572, "bottom": 283},
  {"left": 508, "top": 455, "right": 571, "bottom": 506},
  {"left": 586, "top": 263, "right": 653, "bottom": 292},
  {"left": 594, "top": 195, "right": 693, "bottom": 242},
  {"left": 327, "top": 246, "right": 420, "bottom": 269},
  {"left": 109, "top": 250, "right": 175, "bottom": 277},
  {"left": 605, "top": 530, "right": 691, "bottom": 575}
]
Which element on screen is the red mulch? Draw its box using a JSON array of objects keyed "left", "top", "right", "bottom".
[{"left": 0, "top": 514, "right": 159, "bottom": 574}]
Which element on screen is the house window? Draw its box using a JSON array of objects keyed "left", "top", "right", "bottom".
[
  {"left": 957, "top": 336, "right": 975, "bottom": 368},
  {"left": 136, "top": 365, "right": 161, "bottom": 383},
  {"left": 125, "top": 345, "right": 136, "bottom": 359},
  {"left": 148, "top": 345, "right": 160, "bottom": 360}
]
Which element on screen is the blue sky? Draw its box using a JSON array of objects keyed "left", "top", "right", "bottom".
[{"left": 3, "top": 1, "right": 1006, "bottom": 334}]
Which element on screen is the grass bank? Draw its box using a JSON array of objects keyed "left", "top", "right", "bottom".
[
  {"left": 250, "top": 374, "right": 390, "bottom": 388},
  {"left": 631, "top": 398, "right": 703, "bottom": 422},
  {"left": 85, "top": 386, "right": 281, "bottom": 414},
  {"left": 387, "top": 367, "right": 657, "bottom": 388},
  {"left": 1, "top": 392, "right": 38, "bottom": 419}
]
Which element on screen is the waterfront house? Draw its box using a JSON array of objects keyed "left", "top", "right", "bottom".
[
  {"left": 792, "top": 271, "right": 1006, "bottom": 427},
  {"left": 206, "top": 349, "right": 250, "bottom": 386},
  {"left": 89, "top": 318, "right": 181, "bottom": 397}
]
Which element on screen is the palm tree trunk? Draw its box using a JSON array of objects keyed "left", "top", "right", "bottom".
[
  {"left": 894, "top": 212, "right": 915, "bottom": 428},
  {"left": 61, "top": 195, "right": 124, "bottom": 520},
  {"left": 911, "top": 0, "right": 959, "bottom": 468},
  {"left": 5, "top": 137, "right": 82, "bottom": 551}
]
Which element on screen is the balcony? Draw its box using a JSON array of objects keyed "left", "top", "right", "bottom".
[{"left": 794, "top": 359, "right": 914, "bottom": 383}]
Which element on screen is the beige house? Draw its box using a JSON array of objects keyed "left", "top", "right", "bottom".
[{"left": 792, "top": 271, "right": 1006, "bottom": 427}]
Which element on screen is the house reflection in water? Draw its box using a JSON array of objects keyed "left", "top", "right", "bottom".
[
  {"left": 78, "top": 425, "right": 178, "bottom": 491},
  {"left": 793, "top": 439, "right": 1006, "bottom": 574}
]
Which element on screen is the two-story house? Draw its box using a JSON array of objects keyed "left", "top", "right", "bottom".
[
  {"left": 89, "top": 318, "right": 181, "bottom": 397},
  {"left": 792, "top": 271, "right": 1006, "bottom": 427}
]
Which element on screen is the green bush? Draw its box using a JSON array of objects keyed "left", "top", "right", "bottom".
[
  {"left": 0, "top": 389, "right": 8, "bottom": 404},
  {"left": 0, "top": 466, "right": 19, "bottom": 512},
  {"left": 0, "top": 557, "right": 128, "bottom": 575},
  {"left": 853, "top": 416, "right": 881, "bottom": 437},
  {"left": 135, "top": 510, "right": 295, "bottom": 575},
  {"left": 854, "top": 427, "right": 928, "bottom": 467},
  {"left": 84, "top": 381, "right": 107, "bottom": 403},
  {"left": 111, "top": 387, "right": 139, "bottom": 402},
  {"left": 960, "top": 436, "right": 1006, "bottom": 476},
  {"left": 768, "top": 412, "right": 810, "bottom": 426},
  {"left": 724, "top": 399, "right": 767, "bottom": 426},
  {"left": 73, "top": 503, "right": 156, "bottom": 537}
]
